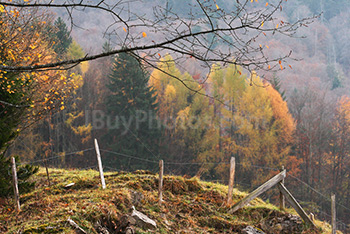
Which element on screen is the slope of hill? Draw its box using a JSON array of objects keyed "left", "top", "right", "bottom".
[{"left": 0, "top": 168, "right": 336, "bottom": 233}]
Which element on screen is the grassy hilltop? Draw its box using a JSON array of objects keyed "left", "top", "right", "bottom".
[{"left": 0, "top": 168, "right": 337, "bottom": 233}]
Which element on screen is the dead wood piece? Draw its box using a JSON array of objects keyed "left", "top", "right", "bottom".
[
  {"left": 131, "top": 207, "right": 157, "bottom": 230},
  {"left": 64, "top": 183, "right": 75, "bottom": 189}
]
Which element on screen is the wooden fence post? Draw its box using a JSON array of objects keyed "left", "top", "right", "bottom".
[
  {"left": 158, "top": 160, "right": 164, "bottom": 206},
  {"left": 94, "top": 139, "right": 106, "bottom": 189},
  {"left": 278, "top": 182, "right": 316, "bottom": 228},
  {"left": 331, "top": 193, "right": 336, "bottom": 234},
  {"left": 11, "top": 157, "right": 20, "bottom": 212},
  {"left": 279, "top": 165, "right": 285, "bottom": 210},
  {"left": 227, "top": 157, "right": 235, "bottom": 205},
  {"left": 44, "top": 160, "right": 51, "bottom": 186}
]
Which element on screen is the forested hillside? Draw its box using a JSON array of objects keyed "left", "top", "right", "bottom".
[{"left": 1, "top": 0, "right": 350, "bottom": 232}]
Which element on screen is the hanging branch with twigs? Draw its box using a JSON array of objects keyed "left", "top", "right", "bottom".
[{"left": 0, "top": 0, "right": 317, "bottom": 77}]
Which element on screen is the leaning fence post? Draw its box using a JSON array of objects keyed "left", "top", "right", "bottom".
[
  {"left": 158, "top": 160, "right": 164, "bottom": 206},
  {"left": 227, "top": 157, "right": 235, "bottom": 205},
  {"left": 279, "top": 165, "right": 285, "bottom": 210},
  {"left": 94, "top": 139, "right": 106, "bottom": 189},
  {"left": 11, "top": 157, "right": 20, "bottom": 212},
  {"left": 331, "top": 193, "right": 336, "bottom": 234},
  {"left": 277, "top": 182, "right": 315, "bottom": 227}
]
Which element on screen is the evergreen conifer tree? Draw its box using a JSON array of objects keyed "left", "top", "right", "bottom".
[
  {"left": 0, "top": 155, "right": 38, "bottom": 197},
  {"left": 103, "top": 52, "right": 161, "bottom": 171},
  {"left": 102, "top": 40, "right": 113, "bottom": 53},
  {"left": 51, "top": 17, "right": 72, "bottom": 56},
  {"left": 0, "top": 72, "right": 38, "bottom": 198},
  {"left": 271, "top": 73, "right": 286, "bottom": 101},
  {"left": 0, "top": 73, "right": 29, "bottom": 152}
]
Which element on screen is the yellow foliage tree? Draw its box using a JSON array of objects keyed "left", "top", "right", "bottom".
[
  {"left": 150, "top": 55, "right": 212, "bottom": 170},
  {"left": 232, "top": 75, "right": 295, "bottom": 185},
  {"left": 0, "top": 6, "right": 77, "bottom": 150},
  {"left": 150, "top": 58, "right": 295, "bottom": 183}
]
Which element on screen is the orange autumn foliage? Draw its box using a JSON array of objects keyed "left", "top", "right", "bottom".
[{"left": 266, "top": 85, "right": 295, "bottom": 144}]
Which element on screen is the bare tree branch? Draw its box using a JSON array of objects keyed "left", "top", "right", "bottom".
[
  {"left": 0, "top": 0, "right": 317, "bottom": 76},
  {"left": 1, "top": 0, "right": 128, "bottom": 26}
]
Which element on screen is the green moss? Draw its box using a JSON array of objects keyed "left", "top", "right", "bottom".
[{"left": 22, "top": 223, "right": 67, "bottom": 234}]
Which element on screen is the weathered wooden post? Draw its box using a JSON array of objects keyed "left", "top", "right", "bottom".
[
  {"left": 331, "top": 193, "right": 336, "bottom": 234},
  {"left": 278, "top": 182, "right": 316, "bottom": 228},
  {"left": 11, "top": 157, "right": 20, "bottom": 212},
  {"left": 44, "top": 160, "right": 51, "bottom": 186},
  {"left": 227, "top": 157, "right": 235, "bottom": 205},
  {"left": 230, "top": 170, "right": 286, "bottom": 214},
  {"left": 279, "top": 165, "right": 285, "bottom": 210},
  {"left": 94, "top": 139, "right": 106, "bottom": 189},
  {"left": 158, "top": 160, "right": 164, "bottom": 206}
]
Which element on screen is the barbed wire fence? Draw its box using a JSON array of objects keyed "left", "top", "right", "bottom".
[{"left": 10, "top": 142, "right": 350, "bottom": 232}]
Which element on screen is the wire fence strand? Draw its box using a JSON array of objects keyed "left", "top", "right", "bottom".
[
  {"left": 19, "top": 148, "right": 94, "bottom": 165},
  {"left": 100, "top": 149, "right": 159, "bottom": 164},
  {"left": 288, "top": 174, "right": 350, "bottom": 213},
  {"left": 100, "top": 148, "right": 281, "bottom": 170}
]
